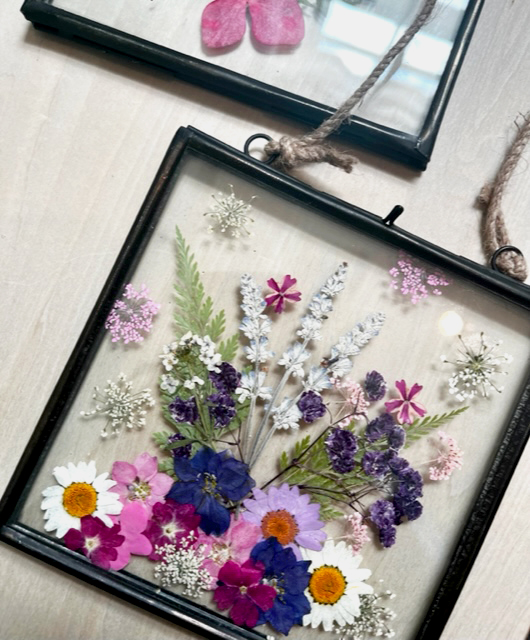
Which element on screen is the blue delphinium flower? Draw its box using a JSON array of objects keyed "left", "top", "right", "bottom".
[
  {"left": 250, "top": 537, "right": 311, "bottom": 635},
  {"left": 167, "top": 447, "right": 255, "bottom": 535}
]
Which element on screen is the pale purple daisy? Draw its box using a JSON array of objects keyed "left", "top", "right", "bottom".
[{"left": 242, "top": 483, "right": 326, "bottom": 551}]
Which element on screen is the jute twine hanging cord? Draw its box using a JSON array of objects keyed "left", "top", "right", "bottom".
[
  {"left": 477, "top": 112, "right": 530, "bottom": 282},
  {"left": 264, "top": 0, "right": 438, "bottom": 172}
]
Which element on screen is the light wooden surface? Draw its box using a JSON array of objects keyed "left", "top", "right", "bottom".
[{"left": 1, "top": 1, "right": 529, "bottom": 639}]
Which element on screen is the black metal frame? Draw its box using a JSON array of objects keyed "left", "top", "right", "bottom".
[
  {"left": 20, "top": 0, "right": 484, "bottom": 170},
  {"left": 1, "top": 127, "right": 529, "bottom": 640}
]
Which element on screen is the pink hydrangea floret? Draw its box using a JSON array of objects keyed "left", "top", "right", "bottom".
[{"left": 343, "top": 512, "right": 370, "bottom": 555}]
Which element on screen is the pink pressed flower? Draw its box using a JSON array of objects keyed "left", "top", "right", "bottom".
[
  {"left": 343, "top": 513, "right": 370, "bottom": 555},
  {"left": 242, "top": 483, "right": 326, "bottom": 551},
  {"left": 389, "top": 252, "right": 450, "bottom": 304},
  {"left": 213, "top": 559, "right": 276, "bottom": 627},
  {"left": 111, "top": 452, "right": 173, "bottom": 515},
  {"left": 202, "top": 0, "right": 304, "bottom": 49},
  {"left": 429, "top": 432, "right": 463, "bottom": 481},
  {"left": 143, "top": 500, "right": 201, "bottom": 561},
  {"left": 333, "top": 377, "right": 369, "bottom": 426},
  {"left": 264, "top": 275, "right": 302, "bottom": 313},
  {"left": 385, "top": 379, "right": 427, "bottom": 425},
  {"left": 64, "top": 515, "right": 124, "bottom": 569},
  {"left": 105, "top": 283, "right": 160, "bottom": 344},
  {"left": 108, "top": 502, "right": 152, "bottom": 570},
  {"left": 198, "top": 516, "right": 261, "bottom": 588}
]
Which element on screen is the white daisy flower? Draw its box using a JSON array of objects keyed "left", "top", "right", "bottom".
[
  {"left": 41, "top": 460, "right": 123, "bottom": 538},
  {"left": 302, "top": 540, "right": 373, "bottom": 632}
]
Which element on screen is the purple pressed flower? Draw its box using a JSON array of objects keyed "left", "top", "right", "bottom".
[
  {"left": 364, "top": 413, "right": 395, "bottom": 443},
  {"left": 213, "top": 559, "right": 277, "bottom": 628},
  {"left": 242, "top": 483, "right": 326, "bottom": 551},
  {"left": 387, "top": 454, "right": 409, "bottom": 475},
  {"left": 143, "top": 499, "right": 201, "bottom": 560},
  {"left": 168, "top": 396, "right": 199, "bottom": 424},
  {"left": 364, "top": 370, "right": 386, "bottom": 401},
  {"left": 362, "top": 450, "right": 392, "bottom": 478},
  {"left": 385, "top": 380, "right": 427, "bottom": 425},
  {"left": 209, "top": 362, "right": 242, "bottom": 394},
  {"left": 325, "top": 428, "right": 358, "bottom": 473},
  {"left": 105, "top": 283, "right": 160, "bottom": 344},
  {"left": 369, "top": 500, "right": 396, "bottom": 549},
  {"left": 64, "top": 515, "right": 125, "bottom": 568},
  {"left": 167, "top": 432, "right": 192, "bottom": 459},
  {"left": 387, "top": 426, "right": 406, "bottom": 450},
  {"left": 297, "top": 390, "right": 326, "bottom": 423},
  {"left": 208, "top": 392, "right": 236, "bottom": 428},
  {"left": 265, "top": 275, "right": 302, "bottom": 313},
  {"left": 392, "top": 466, "right": 423, "bottom": 523}
]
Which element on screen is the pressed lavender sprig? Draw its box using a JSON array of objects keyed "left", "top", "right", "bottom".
[
  {"left": 246, "top": 264, "right": 348, "bottom": 467},
  {"left": 237, "top": 274, "right": 274, "bottom": 461}
]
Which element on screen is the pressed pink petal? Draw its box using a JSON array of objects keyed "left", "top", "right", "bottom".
[
  {"left": 398, "top": 404, "right": 412, "bottom": 425},
  {"left": 214, "top": 584, "right": 239, "bottom": 610},
  {"left": 385, "top": 399, "right": 403, "bottom": 412},
  {"left": 218, "top": 560, "right": 242, "bottom": 586},
  {"left": 410, "top": 401, "right": 427, "bottom": 417},
  {"left": 248, "top": 583, "right": 276, "bottom": 611},
  {"left": 264, "top": 292, "right": 281, "bottom": 307},
  {"left": 249, "top": 0, "right": 304, "bottom": 45},
  {"left": 266, "top": 277, "right": 281, "bottom": 293},
  {"left": 111, "top": 461, "right": 136, "bottom": 485},
  {"left": 273, "top": 297, "right": 285, "bottom": 313},
  {"left": 127, "top": 534, "right": 152, "bottom": 556},
  {"left": 407, "top": 383, "right": 423, "bottom": 400},
  {"left": 239, "top": 559, "right": 263, "bottom": 586},
  {"left": 133, "top": 452, "right": 157, "bottom": 481},
  {"left": 108, "top": 544, "right": 131, "bottom": 570},
  {"left": 394, "top": 379, "right": 408, "bottom": 398},
  {"left": 280, "top": 274, "right": 297, "bottom": 292},
  {"left": 230, "top": 596, "right": 259, "bottom": 627},
  {"left": 284, "top": 291, "right": 302, "bottom": 302},
  {"left": 119, "top": 502, "right": 150, "bottom": 535},
  {"left": 230, "top": 520, "right": 261, "bottom": 554},
  {"left": 148, "top": 473, "right": 173, "bottom": 498},
  {"left": 202, "top": 0, "right": 248, "bottom": 48}
]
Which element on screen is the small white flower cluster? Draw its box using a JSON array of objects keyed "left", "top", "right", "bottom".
[
  {"left": 333, "top": 586, "right": 396, "bottom": 639},
  {"left": 442, "top": 333, "right": 512, "bottom": 402},
  {"left": 204, "top": 185, "right": 255, "bottom": 238},
  {"left": 80, "top": 373, "right": 155, "bottom": 438},
  {"left": 159, "top": 332, "right": 222, "bottom": 393},
  {"left": 239, "top": 274, "right": 274, "bottom": 366},
  {"left": 153, "top": 536, "right": 210, "bottom": 597}
]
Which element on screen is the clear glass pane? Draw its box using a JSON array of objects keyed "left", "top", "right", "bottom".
[
  {"left": 17, "top": 150, "right": 530, "bottom": 640},
  {"left": 48, "top": 0, "right": 471, "bottom": 135}
]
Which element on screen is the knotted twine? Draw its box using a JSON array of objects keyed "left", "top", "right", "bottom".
[
  {"left": 264, "top": 0, "right": 438, "bottom": 172},
  {"left": 476, "top": 112, "right": 530, "bottom": 282}
]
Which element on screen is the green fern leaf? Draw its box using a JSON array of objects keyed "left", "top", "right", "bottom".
[
  {"left": 218, "top": 333, "right": 239, "bottom": 362},
  {"left": 405, "top": 406, "right": 469, "bottom": 447}
]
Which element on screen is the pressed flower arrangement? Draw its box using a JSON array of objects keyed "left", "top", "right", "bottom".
[{"left": 2, "top": 130, "right": 529, "bottom": 640}]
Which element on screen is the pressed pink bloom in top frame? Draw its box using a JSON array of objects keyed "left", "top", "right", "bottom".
[
  {"left": 385, "top": 379, "right": 427, "bottom": 425},
  {"left": 202, "top": 0, "right": 304, "bottom": 49},
  {"left": 265, "top": 275, "right": 302, "bottom": 313}
]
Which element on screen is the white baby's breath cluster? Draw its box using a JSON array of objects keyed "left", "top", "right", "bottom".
[
  {"left": 153, "top": 535, "right": 210, "bottom": 597},
  {"left": 80, "top": 373, "right": 155, "bottom": 438},
  {"left": 204, "top": 185, "right": 255, "bottom": 238},
  {"left": 333, "top": 584, "right": 396, "bottom": 639},
  {"left": 441, "top": 333, "right": 512, "bottom": 402}
]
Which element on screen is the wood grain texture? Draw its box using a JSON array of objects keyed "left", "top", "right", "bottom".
[{"left": 1, "top": 0, "right": 529, "bottom": 638}]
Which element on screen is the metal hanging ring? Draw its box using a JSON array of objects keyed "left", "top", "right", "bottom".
[
  {"left": 243, "top": 133, "right": 279, "bottom": 165},
  {"left": 490, "top": 245, "right": 524, "bottom": 271}
]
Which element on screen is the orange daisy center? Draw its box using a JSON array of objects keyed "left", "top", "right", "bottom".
[
  {"left": 309, "top": 565, "right": 346, "bottom": 605},
  {"left": 261, "top": 509, "right": 299, "bottom": 545},
  {"left": 62, "top": 482, "right": 98, "bottom": 518}
]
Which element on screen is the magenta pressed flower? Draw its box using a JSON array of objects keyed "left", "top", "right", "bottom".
[
  {"left": 202, "top": 0, "right": 304, "bottom": 49},
  {"left": 108, "top": 501, "right": 152, "bottom": 570},
  {"left": 111, "top": 452, "right": 173, "bottom": 515},
  {"left": 213, "top": 559, "right": 276, "bottom": 628},
  {"left": 105, "top": 283, "right": 160, "bottom": 344},
  {"left": 385, "top": 380, "right": 427, "bottom": 425},
  {"left": 265, "top": 275, "right": 302, "bottom": 313},
  {"left": 242, "top": 483, "right": 326, "bottom": 551},
  {"left": 197, "top": 516, "right": 261, "bottom": 588},
  {"left": 64, "top": 515, "right": 124, "bottom": 569},
  {"left": 143, "top": 499, "right": 201, "bottom": 560}
]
